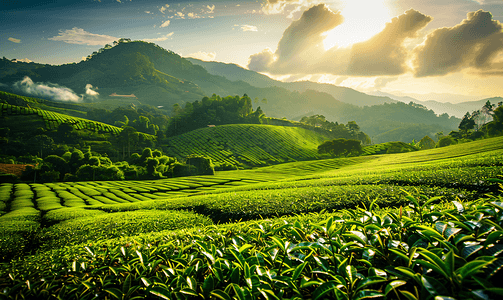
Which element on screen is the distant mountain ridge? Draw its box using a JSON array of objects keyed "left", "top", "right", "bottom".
[
  {"left": 186, "top": 58, "right": 398, "bottom": 107},
  {"left": 368, "top": 91, "right": 503, "bottom": 118}
]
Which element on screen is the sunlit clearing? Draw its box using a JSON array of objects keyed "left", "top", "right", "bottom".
[{"left": 323, "top": 0, "right": 390, "bottom": 50}]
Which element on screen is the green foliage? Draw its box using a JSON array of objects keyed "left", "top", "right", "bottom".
[
  {"left": 438, "top": 136, "right": 457, "bottom": 148},
  {"left": 487, "top": 105, "right": 503, "bottom": 137},
  {"left": 418, "top": 135, "right": 436, "bottom": 150},
  {"left": 38, "top": 210, "right": 213, "bottom": 251},
  {"left": 318, "top": 138, "right": 363, "bottom": 157},
  {"left": 1, "top": 195, "right": 502, "bottom": 299},
  {"left": 166, "top": 94, "right": 256, "bottom": 137},
  {"left": 185, "top": 155, "right": 215, "bottom": 176},
  {"left": 362, "top": 141, "right": 418, "bottom": 155}
]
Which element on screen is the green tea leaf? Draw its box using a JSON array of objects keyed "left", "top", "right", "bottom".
[
  {"left": 421, "top": 276, "right": 447, "bottom": 296},
  {"left": 123, "top": 274, "right": 132, "bottom": 294},
  {"left": 211, "top": 289, "right": 232, "bottom": 300},
  {"left": 104, "top": 288, "right": 123, "bottom": 299},
  {"left": 399, "top": 290, "right": 418, "bottom": 300},
  {"left": 354, "top": 290, "right": 384, "bottom": 299},
  {"left": 384, "top": 280, "right": 407, "bottom": 296},
  {"left": 313, "top": 282, "right": 339, "bottom": 300},
  {"left": 291, "top": 261, "right": 307, "bottom": 281},
  {"left": 461, "top": 245, "right": 484, "bottom": 259},
  {"left": 149, "top": 286, "right": 171, "bottom": 299}
]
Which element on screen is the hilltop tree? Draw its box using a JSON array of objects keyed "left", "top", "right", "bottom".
[
  {"left": 318, "top": 138, "right": 362, "bottom": 157},
  {"left": 418, "top": 135, "right": 436, "bottom": 150},
  {"left": 487, "top": 105, "right": 503, "bottom": 136},
  {"left": 458, "top": 112, "right": 475, "bottom": 136}
]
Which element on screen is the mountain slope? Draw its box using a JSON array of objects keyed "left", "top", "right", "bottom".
[{"left": 186, "top": 58, "right": 398, "bottom": 107}]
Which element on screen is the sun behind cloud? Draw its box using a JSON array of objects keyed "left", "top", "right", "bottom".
[{"left": 323, "top": 0, "right": 391, "bottom": 50}]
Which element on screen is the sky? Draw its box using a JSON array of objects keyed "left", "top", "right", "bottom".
[{"left": 1, "top": 0, "right": 503, "bottom": 102}]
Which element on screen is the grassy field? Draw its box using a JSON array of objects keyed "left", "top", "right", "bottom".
[{"left": 0, "top": 136, "right": 502, "bottom": 299}]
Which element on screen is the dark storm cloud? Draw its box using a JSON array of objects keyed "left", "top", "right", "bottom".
[{"left": 413, "top": 9, "right": 503, "bottom": 77}]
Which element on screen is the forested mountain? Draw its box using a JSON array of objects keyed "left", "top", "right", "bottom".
[{"left": 1, "top": 40, "right": 460, "bottom": 142}]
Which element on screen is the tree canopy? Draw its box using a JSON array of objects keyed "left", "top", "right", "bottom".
[{"left": 317, "top": 138, "right": 363, "bottom": 157}]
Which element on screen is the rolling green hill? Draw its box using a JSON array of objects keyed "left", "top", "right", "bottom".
[
  {"left": 0, "top": 136, "right": 502, "bottom": 299},
  {"left": 162, "top": 124, "right": 336, "bottom": 168}
]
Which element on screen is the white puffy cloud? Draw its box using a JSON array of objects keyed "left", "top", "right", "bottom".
[
  {"left": 142, "top": 32, "right": 174, "bottom": 42},
  {"left": 159, "top": 5, "right": 169, "bottom": 14},
  {"left": 261, "top": 0, "right": 322, "bottom": 15},
  {"left": 160, "top": 20, "right": 170, "bottom": 28},
  {"left": 241, "top": 25, "right": 258, "bottom": 32},
  {"left": 185, "top": 51, "right": 217, "bottom": 61},
  {"left": 12, "top": 76, "right": 80, "bottom": 102},
  {"left": 85, "top": 84, "right": 99, "bottom": 97},
  {"left": 207, "top": 5, "right": 215, "bottom": 13},
  {"left": 248, "top": 48, "right": 276, "bottom": 72},
  {"left": 8, "top": 37, "right": 21, "bottom": 43},
  {"left": 12, "top": 58, "right": 32, "bottom": 63},
  {"left": 48, "top": 28, "right": 116, "bottom": 46}
]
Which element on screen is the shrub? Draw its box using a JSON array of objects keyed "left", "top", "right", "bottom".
[{"left": 437, "top": 136, "right": 457, "bottom": 147}]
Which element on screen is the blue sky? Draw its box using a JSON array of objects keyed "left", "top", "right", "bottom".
[{"left": 1, "top": 0, "right": 503, "bottom": 100}]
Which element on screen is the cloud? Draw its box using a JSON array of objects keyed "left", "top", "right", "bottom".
[
  {"left": 160, "top": 20, "right": 170, "bottom": 28},
  {"left": 185, "top": 51, "right": 216, "bottom": 61},
  {"left": 8, "top": 37, "right": 21, "bottom": 43},
  {"left": 241, "top": 25, "right": 258, "bottom": 32},
  {"left": 159, "top": 5, "right": 169, "bottom": 14},
  {"left": 413, "top": 9, "right": 503, "bottom": 77},
  {"left": 248, "top": 6, "right": 435, "bottom": 77},
  {"left": 248, "top": 48, "right": 276, "bottom": 72},
  {"left": 12, "top": 58, "right": 32, "bottom": 63},
  {"left": 12, "top": 76, "right": 81, "bottom": 102},
  {"left": 145, "top": 11, "right": 151, "bottom": 14},
  {"left": 261, "top": 0, "right": 322, "bottom": 15},
  {"left": 85, "top": 84, "right": 99, "bottom": 97},
  {"left": 142, "top": 32, "right": 174, "bottom": 42},
  {"left": 346, "top": 9, "right": 432, "bottom": 76},
  {"left": 176, "top": 12, "right": 185, "bottom": 18},
  {"left": 207, "top": 5, "right": 215, "bottom": 13},
  {"left": 373, "top": 77, "right": 399, "bottom": 90},
  {"left": 248, "top": 4, "right": 343, "bottom": 73},
  {"left": 48, "top": 28, "right": 117, "bottom": 46}
]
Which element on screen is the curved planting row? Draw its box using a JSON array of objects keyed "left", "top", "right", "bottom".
[
  {"left": 0, "top": 103, "right": 121, "bottom": 133},
  {"left": 1, "top": 194, "right": 502, "bottom": 299},
  {"left": 163, "top": 124, "right": 333, "bottom": 167}
]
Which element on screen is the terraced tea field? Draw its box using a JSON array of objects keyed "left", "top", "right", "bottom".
[
  {"left": 0, "top": 103, "right": 154, "bottom": 140},
  {"left": 163, "top": 124, "right": 336, "bottom": 167},
  {"left": 0, "top": 136, "right": 502, "bottom": 299}
]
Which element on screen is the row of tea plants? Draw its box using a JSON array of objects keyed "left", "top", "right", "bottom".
[{"left": 0, "top": 189, "right": 502, "bottom": 299}]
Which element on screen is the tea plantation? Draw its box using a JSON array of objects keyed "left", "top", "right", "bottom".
[{"left": 0, "top": 136, "right": 502, "bottom": 299}]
